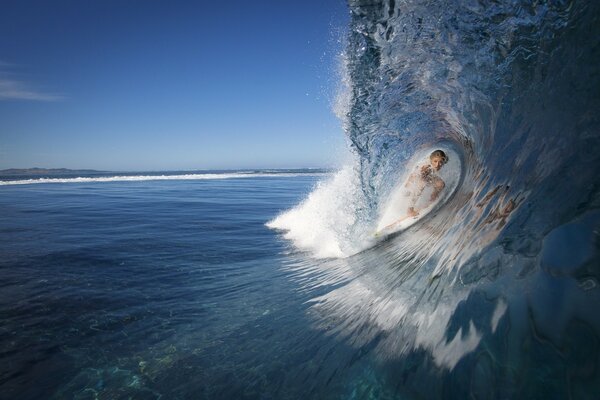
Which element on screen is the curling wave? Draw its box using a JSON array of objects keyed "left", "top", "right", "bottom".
[{"left": 271, "top": 0, "right": 600, "bottom": 396}]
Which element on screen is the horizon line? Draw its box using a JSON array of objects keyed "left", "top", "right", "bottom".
[{"left": 0, "top": 166, "right": 336, "bottom": 173}]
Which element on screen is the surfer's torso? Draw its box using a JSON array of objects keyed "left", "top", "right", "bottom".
[{"left": 408, "top": 164, "right": 445, "bottom": 202}]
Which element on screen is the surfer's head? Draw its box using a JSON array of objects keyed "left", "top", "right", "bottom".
[{"left": 430, "top": 150, "right": 448, "bottom": 171}]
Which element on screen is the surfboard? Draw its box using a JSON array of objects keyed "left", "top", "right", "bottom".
[
  {"left": 374, "top": 200, "right": 438, "bottom": 238},
  {"left": 373, "top": 147, "right": 461, "bottom": 240}
]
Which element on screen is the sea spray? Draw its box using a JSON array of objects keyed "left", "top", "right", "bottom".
[{"left": 267, "top": 163, "right": 369, "bottom": 258}]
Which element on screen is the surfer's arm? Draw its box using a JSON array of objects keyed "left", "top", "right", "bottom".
[
  {"left": 404, "top": 171, "right": 419, "bottom": 187},
  {"left": 406, "top": 179, "right": 426, "bottom": 216}
]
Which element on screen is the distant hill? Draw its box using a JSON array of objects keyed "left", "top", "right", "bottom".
[{"left": 0, "top": 168, "right": 106, "bottom": 176}]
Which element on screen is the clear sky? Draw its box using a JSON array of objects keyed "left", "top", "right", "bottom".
[{"left": 0, "top": 1, "right": 349, "bottom": 171}]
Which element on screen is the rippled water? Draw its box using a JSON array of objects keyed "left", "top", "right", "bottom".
[{"left": 1, "top": 176, "right": 382, "bottom": 399}]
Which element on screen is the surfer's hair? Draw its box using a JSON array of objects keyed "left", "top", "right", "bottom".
[{"left": 430, "top": 150, "right": 448, "bottom": 164}]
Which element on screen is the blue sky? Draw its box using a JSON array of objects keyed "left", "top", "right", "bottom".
[{"left": 0, "top": 1, "right": 349, "bottom": 171}]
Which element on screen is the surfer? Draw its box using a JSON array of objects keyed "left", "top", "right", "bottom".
[
  {"left": 405, "top": 149, "right": 448, "bottom": 217},
  {"left": 380, "top": 150, "right": 448, "bottom": 233}
]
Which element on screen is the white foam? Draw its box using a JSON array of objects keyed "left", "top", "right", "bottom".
[
  {"left": 0, "top": 172, "right": 327, "bottom": 186},
  {"left": 267, "top": 163, "right": 368, "bottom": 258}
]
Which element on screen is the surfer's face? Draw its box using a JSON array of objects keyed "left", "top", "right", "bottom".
[{"left": 430, "top": 156, "right": 445, "bottom": 171}]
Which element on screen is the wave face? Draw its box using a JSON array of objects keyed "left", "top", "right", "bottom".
[{"left": 272, "top": 0, "right": 600, "bottom": 396}]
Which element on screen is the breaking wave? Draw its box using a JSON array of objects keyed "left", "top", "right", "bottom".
[{"left": 270, "top": 0, "right": 600, "bottom": 396}]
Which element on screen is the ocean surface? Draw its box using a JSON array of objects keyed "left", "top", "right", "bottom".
[
  {"left": 2, "top": 172, "right": 369, "bottom": 399},
  {"left": 3, "top": 0, "right": 600, "bottom": 398}
]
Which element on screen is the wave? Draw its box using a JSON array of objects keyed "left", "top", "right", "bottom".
[
  {"left": 270, "top": 0, "right": 600, "bottom": 395},
  {"left": 0, "top": 171, "right": 328, "bottom": 186}
]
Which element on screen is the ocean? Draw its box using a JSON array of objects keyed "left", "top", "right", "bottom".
[
  {"left": 1, "top": 172, "right": 370, "bottom": 399},
  {"left": 3, "top": 0, "right": 600, "bottom": 398}
]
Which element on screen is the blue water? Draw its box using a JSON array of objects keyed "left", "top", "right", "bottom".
[
  {"left": 1, "top": 175, "right": 381, "bottom": 399},
  {"left": 3, "top": 0, "right": 600, "bottom": 398}
]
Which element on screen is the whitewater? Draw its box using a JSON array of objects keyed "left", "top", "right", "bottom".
[{"left": 0, "top": 171, "right": 328, "bottom": 186}]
